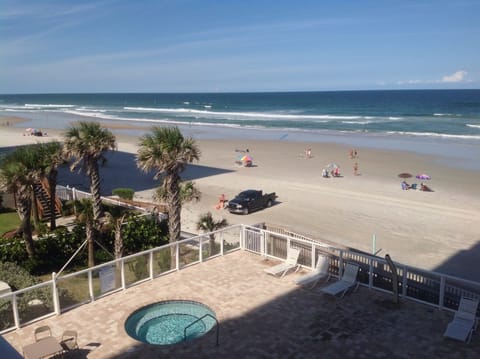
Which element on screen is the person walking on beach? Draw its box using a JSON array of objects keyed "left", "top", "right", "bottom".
[{"left": 354, "top": 162, "right": 358, "bottom": 176}]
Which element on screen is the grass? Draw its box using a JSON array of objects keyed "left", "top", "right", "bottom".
[{"left": 0, "top": 211, "right": 20, "bottom": 237}]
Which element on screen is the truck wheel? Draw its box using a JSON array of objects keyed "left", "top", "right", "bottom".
[
  {"left": 266, "top": 200, "right": 272, "bottom": 208},
  {"left": 243, "top": 207, "right": 249, "bottom": 215}
]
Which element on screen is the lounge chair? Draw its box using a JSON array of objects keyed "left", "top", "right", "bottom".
[
  {"left": 320, "top": 263, "right": 359, "bottom": 297},
  {"left": 295, "top": 254, "right": 331, "bottom": 288},
  {"left": 264, "top": 248, "right": 301, "bottom": 278},
  {"left": 444, "top": 297, "right": 479, "bottom": 343},
  {"left": 34, "top": 325, "right": 52, "bottom": 342}
]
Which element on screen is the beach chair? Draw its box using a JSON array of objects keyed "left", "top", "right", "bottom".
[
  {"left": 34, "top": 325, "right": 52, "bottom": 342},
  {"left": 320, "top": 263, "right": 359, "bottom": 297},
  {"left": 410, "top": 183, "right": 417, "bottom": 190},
  {"left": 295, "top": 254, "right": 331, "bottom": 288},
  {"left": 264, "top": 248, "right": 301, "bottom": 278},
  {"left": 444, "top": 297, "right": 479, "bottom": 343}
]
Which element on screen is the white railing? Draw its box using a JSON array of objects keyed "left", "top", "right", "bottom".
[
  {"left": 243, "top": 224, "right": 480, "bottom": 313},
  {"left": 0, "top": 225, "right": 241, "bottom": 334},
  {"left": 1, "top": 223, "right": 479, "bottom": 334},
  {"left": 56, "top": 185, "right": 164, "bottom": 217}
]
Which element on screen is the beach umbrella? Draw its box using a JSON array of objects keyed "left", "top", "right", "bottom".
[
  {"left": 398, "top": 173, "right": 413, "bottom": 179},
  {"left": 416, "top": 174, "right": 431, "bottom": 180},
  {"left": 241, "top": 155, "right": 253, "bottom": 162}
]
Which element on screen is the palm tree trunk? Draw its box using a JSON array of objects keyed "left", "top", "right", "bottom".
[
  {"left": 17, "top": 193, "right": 35, "bottom": 258},
  {"left": 89, "top": 161, "right": 103, "bottom": 221},
  {"left": 48, "top": 169, "right": 58, "bottom": 230},
  {"left": 86, "top": 220, "right": 95, "bottom": 267},
  {"left": 166, "top": 173, "right": 182, "bottom": 243}
]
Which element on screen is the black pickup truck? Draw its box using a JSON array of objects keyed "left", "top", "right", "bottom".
[{"left": 227, "top": 189, "right": 277, "bottom": 215}]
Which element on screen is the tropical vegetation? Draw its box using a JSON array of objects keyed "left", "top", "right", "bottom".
[
  {"left": 136, "top": 126, "right": 200, "bottom": 243},
  {"left": 196, "top": 212, "right": 228, "bottom": 256}
]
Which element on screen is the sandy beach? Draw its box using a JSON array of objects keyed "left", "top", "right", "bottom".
[{"left": 1, "top": 117, "right": 480, "bottom": 281}]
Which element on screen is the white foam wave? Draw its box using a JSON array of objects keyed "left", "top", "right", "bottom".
[
  {"left": 386, "top": 131, "right": 480, "bottom": 140},
  {"left": 388, "top": 117, "right": 402, "bottom": 120},
  {"left": 25, "top": 104, "right": 75, "bottom": 108},
  {"left": 64, "top": 110, "right": 119, "bottom": 121},
  {"left": 466, "top": 124, "right": 480, "bottom": 129},
  {"left": 341, "top": 121, "right": 372, "bottom": 125},
  {"left": 433, "top": 113, "right": 462, "bottom": 117},
  {"left": 123, "top": 106, "right": 366, "bottom": 121}
]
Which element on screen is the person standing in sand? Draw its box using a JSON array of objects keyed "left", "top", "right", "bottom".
[{"left": 354, "top": 162, "right": 358, "bottom": 176}]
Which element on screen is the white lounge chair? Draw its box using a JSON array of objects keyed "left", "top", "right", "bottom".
[
  {"left": 320, "top": 263, "right": 359, "bottom": 297},
  {"left": 264, "top": 248, "right": 301, "bottom": 278},
  {"left": 295, "top": 254, "right": 331, "bottom": 288},
  {"left": 444, "top": 297, "right": 479, "bottom": 343}
]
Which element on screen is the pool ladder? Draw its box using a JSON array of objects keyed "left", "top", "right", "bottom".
[{"left": 183, "top": 313, "right": 219, "bottom": 347}]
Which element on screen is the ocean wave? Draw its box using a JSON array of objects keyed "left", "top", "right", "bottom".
[
  {"left": 433, "top": 113, "right": 462, "bottom": 117},
  {"left": 341, "top": 120, "right": 372, "bottom": 125},
  {"left": 466, "top": 124, "right": 480, "bottom": 129},
  {"left": 386, "top": 131, "right": 480, "bottom": 140},
  {"left": 25, "top": 104, "right": 75, "bottom": 108},
  {"left": 123, "top": 106, "right": 370, "bottom": 121}
]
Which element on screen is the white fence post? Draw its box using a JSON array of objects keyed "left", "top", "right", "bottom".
[
  {"left": 88, "top": 269, "right": 94, "bottom": 302},
  {"left": 12, "top": 294, "right": 20, "bottom": 329},
  {"left": 149, "top": 252, "right": 154, "bottom": 280},
  {"left": 260, "top": 231, "right": 266, "bottom": 257},
  {"left": 121, "top": 259, "right": 126, "bottom": 290},
  {"left": 176, "top": 243, "right": 180, "bottom": 270},
  {"left": 220, "top": 232, "right": 224, "bottom": 256},
  {"left": 311, "top": 243, "right": 316, "bottom": 269},
  {"left": 52, "top": 272, "right": 61, "bottom": 315},
  {"left": 199, "top": 237, "right": 204, "bottom": 263},
  {"left": 240, "top": 225, "right": 245, "bottom": 250}
]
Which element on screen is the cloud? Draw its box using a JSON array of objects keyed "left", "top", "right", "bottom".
[{"left": 441, "top": 70, "right": 467, "bottom": 83}]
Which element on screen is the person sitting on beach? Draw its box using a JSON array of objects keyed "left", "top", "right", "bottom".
[
  {"left": 401, "top": 180, "right": 410, "bottom": 190},
  {"left": 322, "top": 168, "right": 329, "bottom": 178},
  {"left": 215, "top": 194, "right": 227, "bottom": 209},
  {"left": 334, "top": 167, "right": 340, "bottom": 177}
]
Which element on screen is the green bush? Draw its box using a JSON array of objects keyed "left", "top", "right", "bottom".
[{"left": 112, "top": 188, "right": 134, "bottom": 200}]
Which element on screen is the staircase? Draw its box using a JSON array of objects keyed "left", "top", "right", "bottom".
[{"left": 33, "top": 179, "right": 62, "bottom": 221}]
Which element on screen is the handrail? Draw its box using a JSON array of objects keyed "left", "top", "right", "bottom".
[{"left": 183, "top": 313, "right": 219, "bottom": 347}]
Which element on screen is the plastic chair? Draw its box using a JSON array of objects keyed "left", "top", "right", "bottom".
[
  {"left": 60, "top": 330, "right": 79, "bottom": 352},
  {"left": 34, "top": 325, "right": 52, "bottom": 342}
]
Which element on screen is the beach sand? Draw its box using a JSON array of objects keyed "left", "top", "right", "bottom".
[{"left": 1, "top": 118, "right": 479, "bottom": 281}]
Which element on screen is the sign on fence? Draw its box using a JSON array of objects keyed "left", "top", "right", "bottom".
[{"left": 99, "top": 266, "right": 116, "bottom": 294}]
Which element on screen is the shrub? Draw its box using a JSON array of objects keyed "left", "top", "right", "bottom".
[{"left": 112, "top": 188, "right": 134, "bottom": 200}]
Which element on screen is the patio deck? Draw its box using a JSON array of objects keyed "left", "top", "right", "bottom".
[{"left": 3, "top": 251, "right": 479, "bottom": 358}]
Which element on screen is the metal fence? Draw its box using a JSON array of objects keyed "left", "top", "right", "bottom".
[{"left": 1, "top": 223, "right": 479, "bottom": 334}]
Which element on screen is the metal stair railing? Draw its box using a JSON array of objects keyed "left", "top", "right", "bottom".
[{"left": 183, "top": 313, "right": 219, "bottom": 346}]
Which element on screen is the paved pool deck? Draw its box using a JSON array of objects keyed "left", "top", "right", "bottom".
[{"left": 3, "top": 251, "right": 479, "bottom": 358}]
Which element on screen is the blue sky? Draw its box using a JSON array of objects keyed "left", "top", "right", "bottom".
[{"left": 1, "top": 0, "right": 479, "bottom": 93}]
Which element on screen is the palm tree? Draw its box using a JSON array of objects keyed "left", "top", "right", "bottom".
[
  {"left": 73, "top": 199, "right": 96, "bottom": 267},
  {"left": 196, "top": 212, "right": 228, "bottom": 256},
  {"left": 153, "top": 180, "right": 201, "bottom": 205},
  {"left": 37, "top": 141, "right": 64, "bottom": 230},
  {"left": 136, "top": 127, "right": 200, "bottom": 244},
  {"left": 0, "top": 147, "right": 40, "bottom": 257},
  {"left": 63, "top": 122, "right": 116, "bottom": 221}
]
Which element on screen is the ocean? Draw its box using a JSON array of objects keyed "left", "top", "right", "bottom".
[{"left": 1, "top": 90, "right": 479, "bottom": 168}]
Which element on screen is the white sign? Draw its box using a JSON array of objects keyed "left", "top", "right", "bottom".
[{"left": 99, "top": 266, "right": 116, "bottom": 294}]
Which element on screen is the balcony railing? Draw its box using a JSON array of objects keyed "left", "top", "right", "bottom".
[{"left": 1, "top": 223, "right": 479, "bottom": 334}]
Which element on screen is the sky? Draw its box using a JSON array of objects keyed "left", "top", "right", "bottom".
[{"left": 1, "top": 0, "right": 479, "bottom": 93}]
